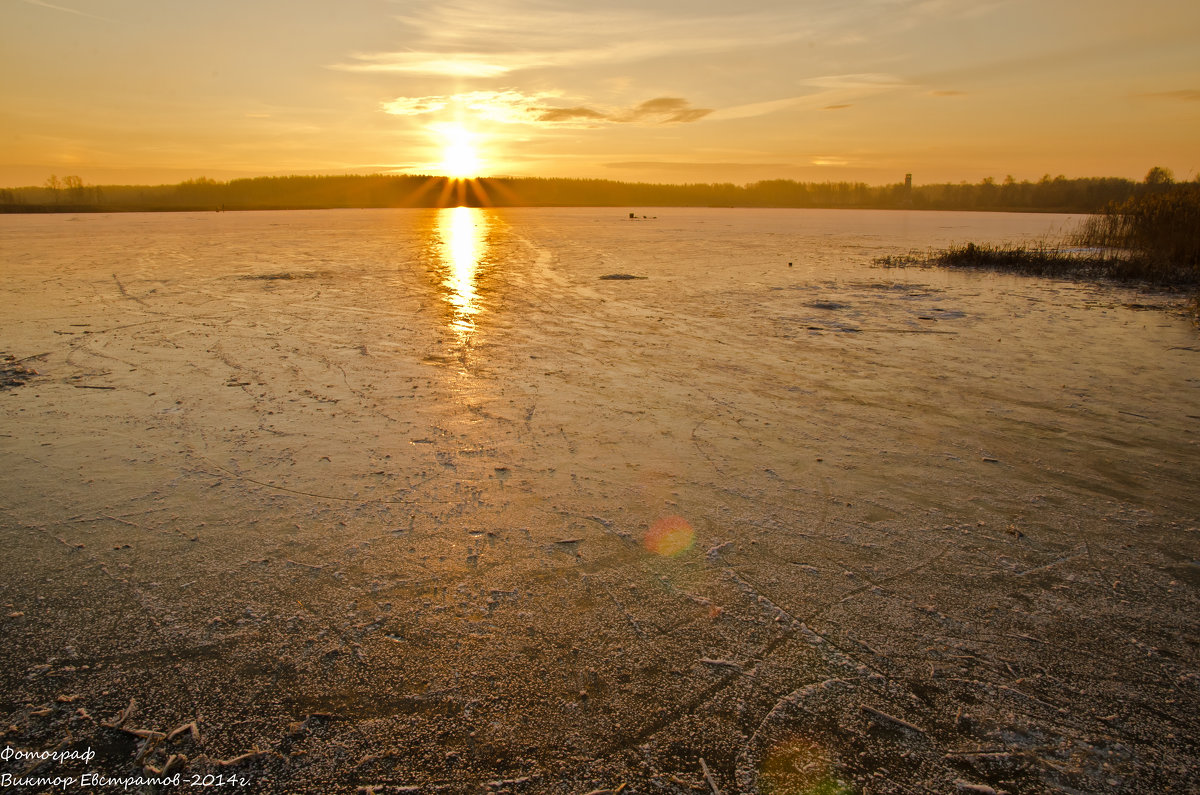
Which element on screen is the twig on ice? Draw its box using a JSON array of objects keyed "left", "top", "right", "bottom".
[
  {"left": 860, "top": 704, "right": 925, "bottom": 735},
  {"left": 101, "top": 698, "right": 136, "bottom": 728},
  {"left": 168, "top": 721, "right": 201, "bottom": 742},
  {"left": 700, "top": 757, "right": 722, "bottom": 795}
]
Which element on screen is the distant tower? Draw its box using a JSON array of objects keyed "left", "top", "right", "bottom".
[{"left": 903, "top": 173, "right": 913, "bottom": 207}]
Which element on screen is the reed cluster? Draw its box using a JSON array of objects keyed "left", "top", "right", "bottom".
[
  {"left": 1073, "top": 182, "right": 1200, "bottom": 281},
  {"left": 912, "top": 181, "right": 1200, "bottom": 288}
]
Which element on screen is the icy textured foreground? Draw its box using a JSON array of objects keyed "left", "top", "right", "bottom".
[{"left": 1, "top": 208, "right": 1197, "bottom": 793}]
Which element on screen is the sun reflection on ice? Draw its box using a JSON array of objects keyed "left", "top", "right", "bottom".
[{"left": 434, "top": 206, "right": 489, "bottom": 343}]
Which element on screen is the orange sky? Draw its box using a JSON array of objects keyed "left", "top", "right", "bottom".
[{"left": 2, "top": 0, "right": 1198, "bottom": 187}]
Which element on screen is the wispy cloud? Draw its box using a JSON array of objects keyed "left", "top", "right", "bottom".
[
  {"left": 1137, "top": 89, "right": 1200, "bottom": 102},
  {"left": 805, "top": 73, "right": 909, "bottom": 90},
  {"left": 20, "top": 0, "right": 112, "bottom": 21},
  {"left": 619, "top": 98, "right": 712, "bottom": 124},
  {"left": 333, "top": 53, "right": 546, "bottom": 78},
  {"left": 334, "top": 1, "right": 814, "bottom": 77},
  {"left": 709, "top": 73, "right": 911, "bottom": 121},
  {"left": 383, "top": 90, "right": 711, "bottom": 126},
  {"left": 605, "top": 161, "right": 790, "bottom": 172},
  {"left": 380, "top": 96, "right": 455, "bottom": 116},
  {"left": 537, "top": 107, "right": 609, "bottom": 123},
  {"left": 334, "top": 33, "right": 786, "bottom": 77},
  {"left": 383, "top": 90, "right": 559, "bottom": 124},
  {"left": 707, "top": 96, "right": 809, "bottom": 122}
]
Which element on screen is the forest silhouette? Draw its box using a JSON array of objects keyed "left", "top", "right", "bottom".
[{"left": 0, "top": 169, "right": 1186, "bottom": 214}]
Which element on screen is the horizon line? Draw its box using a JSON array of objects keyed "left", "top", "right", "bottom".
[{"left": 3, "top": 170, "right": 1188, "bottom": 192}]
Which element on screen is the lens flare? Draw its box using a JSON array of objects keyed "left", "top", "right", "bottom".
[
  {"left": 643, "top": 515, "right": 695, "bottom": 556},
  {"left": 758, "top": 736, "right": 852, "bottom": 795}
]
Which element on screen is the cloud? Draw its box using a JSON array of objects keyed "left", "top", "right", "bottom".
[
  {"left": 383, "top": 90, "right": 560, "bottom": 124},
  {"left": 605, "top": 161, "right": 789, "bottom": 172},
  {"left": 382, "top": 91, "right": 711, "bottom": 127},
  {"left": 20, "top": 0, "right": 112, "bottom": 21},
  {"left": 619, "top": 98, "right": 712, "bottom": 124},
  {"left": 380, "top": 97, "right": 451, "bottom": 116},
  {"left": 707, "top": 96, "right": 808, "bottom": 121},
  {"left": 709, "top": 73, "right": 909, "bottom": 121},
  {"left": 332, "top": 52, "right": 547, "bottom": 78},
  {"left": 334, "top": 2, "right": 817, "bottom": 77},
  {"left": 1137, "top": 89, "right": 1200, "bottom": 102},
  {"left": 930, "top": 89, "right": 967, "bottom": 97},
  {"left": 805, "top": 73, "right": 909, "bottom": 90},
  {"left": 537, "top": 107, "right": 609, "bottom": 123}
]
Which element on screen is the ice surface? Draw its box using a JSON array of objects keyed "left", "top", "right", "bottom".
[{"left": 1, "top": 207, "right": 1197, "bottom": 793}]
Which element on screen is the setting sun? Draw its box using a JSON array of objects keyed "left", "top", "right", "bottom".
[{"left": 437, "top": 124, "right": 482, "bottom": 179}]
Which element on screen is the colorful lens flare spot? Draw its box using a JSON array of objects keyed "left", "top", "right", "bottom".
[
  {"left": 758, "top": 737, "right": 852, "bottom": 795},
  {"left": 643, "top": 515, "right": 695, "bottom": 557}
]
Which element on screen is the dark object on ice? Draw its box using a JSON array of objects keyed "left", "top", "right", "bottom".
[
  {"left": 240, "top": 272, "right": 317, "bottom": 281},
  {"left": 599, "top": 273, "right": 647, "bottom": 280},
  {"left": 1, "top": 352, "right": 40, "bottom": 390}
]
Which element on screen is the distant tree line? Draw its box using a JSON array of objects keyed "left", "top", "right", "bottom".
[
  {"left": 0, "top": 168, "right": 1189, "bottom": 214},
  {"left": 0, "top": 174, "right": 106, "bottom": 209}
]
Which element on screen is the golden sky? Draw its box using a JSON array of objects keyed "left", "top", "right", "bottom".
[{"left": 2, "top": 0, "right": 1197, "bottom": 187}]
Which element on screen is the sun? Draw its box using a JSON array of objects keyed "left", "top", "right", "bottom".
[{"left": 437, "top": 124, "right": 482, "bottom": 179}]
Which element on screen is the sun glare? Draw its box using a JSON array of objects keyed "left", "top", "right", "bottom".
[{"left": 437, "top": 125, "right": 482, "bottom": 179}]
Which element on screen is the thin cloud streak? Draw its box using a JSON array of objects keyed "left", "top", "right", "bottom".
[
  {"left": 707, "top": 96, "right": 809, "bottom": 122},
  {"left": 333, "top": 53, "right": 547, "bottom": 78},
  {"left": 336, "top": 2, "right": 821, "bottom": 76},
  {"left": 805, "top": 73, "right": 909, "bottom": 90},
  {"left": 358, "top": 0, "right": 1009, "bottom": 79},
  {"left": 388, "top": 1, "right": 814, "bottom": 50},
  {"left": 20, "top": 0, "right": 112, "bottom": 21},
  {"left": 382, "top": 90, "right": 711, "bottom": 127},
  {"left": 708, "top": 73, "right": 911, "bottom": 122},
  {"left": 605, "top": 161, "right": 790, "bottom": 172},
  {"left": 334, "top": 31, "right": 795, "bottom": 76},
  {"left": 1137, "top": 89, "right": 1200, "bottom": 102}
]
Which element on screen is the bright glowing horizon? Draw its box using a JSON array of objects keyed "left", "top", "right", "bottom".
[{"left": 1, "top": 0, "right": 1197, "bottom": 188}]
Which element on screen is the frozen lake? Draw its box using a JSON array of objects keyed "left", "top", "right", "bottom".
[{"left": 1, "top": 207, "right": 1197, "bottom": 793}]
